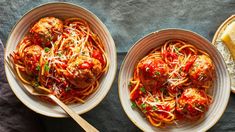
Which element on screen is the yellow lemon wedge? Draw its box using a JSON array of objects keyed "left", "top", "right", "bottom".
[{"left": 221, "top": 22, "right": 235, "bottom": 59}]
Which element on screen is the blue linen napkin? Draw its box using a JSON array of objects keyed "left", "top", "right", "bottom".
[{"left": 0, "top": 40, "right": 44, "bottom": 132}]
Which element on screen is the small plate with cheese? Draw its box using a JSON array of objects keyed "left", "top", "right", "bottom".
[{"left": 212, "top": 15, "right": 235, "bottom": 93}]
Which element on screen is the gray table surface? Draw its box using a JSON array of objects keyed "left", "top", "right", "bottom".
[{"left": 1, "top": 0, "right": 235, "bottom": 131}]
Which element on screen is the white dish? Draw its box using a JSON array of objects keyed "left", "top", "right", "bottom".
[
  {"left": 4, "top": 2, "right": 117, "bottom": 117},
  {"left": 118, "top": 29, "right": 230, "bottom": 131},
  {"left": 212, "top": 15, "right": 235, "bottom": 93}
]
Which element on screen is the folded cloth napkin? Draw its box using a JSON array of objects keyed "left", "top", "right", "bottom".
[{"left": 0, "top": 40, "right": 44, "bottom": 132}]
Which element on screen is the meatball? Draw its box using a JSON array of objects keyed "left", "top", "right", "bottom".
[
  {"left": 23, "top": 45, "right": 43, "bottom": 75},
  {"left": 66, "top": 56, "right": 102, "bottom": 89},
  {"left": 189, "top": 55, "right": 214, "bottom": 88},
  {"left": 30, "top": 17, "right": 63, "bottom": 47},
  {"left": 138, "top": 57, "right": 168, "bottom": 91},
  {"left": 176, "top": 88, "right": 211, "bottom": 120}
]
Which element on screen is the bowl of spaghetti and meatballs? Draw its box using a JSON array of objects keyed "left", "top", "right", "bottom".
[
  {"left": 4, "top": 2, "right": 116, "bottom": 117},
  {"left": 118, "top": 29, "right": 230, "bottom": 131}
]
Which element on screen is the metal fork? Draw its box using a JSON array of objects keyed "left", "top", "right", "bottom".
[{"left": 5, "top": 56, "right": 99, "bottom": 132}]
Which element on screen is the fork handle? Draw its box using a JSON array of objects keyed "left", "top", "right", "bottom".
[{"left": 48, "top": 94, "right": 99, "bottom": 132}]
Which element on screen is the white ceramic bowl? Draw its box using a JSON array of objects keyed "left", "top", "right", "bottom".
[
  {"left": 118, "top": 29, "right": 230, "bottom": 131},
  {"left": 4, "top": 2, "right": 117, "bottom": 117}
]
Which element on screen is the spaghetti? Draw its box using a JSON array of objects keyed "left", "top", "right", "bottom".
[
  {"left": 11, "top": 17, "right": 108, "bottom": 104},
  {"left": 129, "top": 40, "right": 214, "bottom": 127}
]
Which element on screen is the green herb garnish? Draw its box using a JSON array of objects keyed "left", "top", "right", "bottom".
[
  {"left": 142, "top": 110, "right": 147, "bottom": 113},
  {"left": 48, "top": 36, "right": 53, "bottom": 41},
  {"left": 75, "top": 62, "right": 79, "bottom": 67},
  {"left": 58, "top": 52, "right": 62, "bottom": 57},
  {"left": 175, "top": 47, "right": 179, "bottom": 51},
  {"left": 140, "top": 87, "right": 146, "bottom": 93},
  {"left": 131, "top": 101, "right": 137, "bottom": 109},
  {"left": 44, "top": 47, "right": 50, "bottom": 53},
  {"left": 141, "top": 103, "right": 147, "bottom": 108},
  {"left": 155, "top": 71, "right": 160, "bottom": 75},
  {"left": 33, "top": 81, "right": 39, "bottom": 87},
  {"left": 36, "top": 65, "right": 40, "bottom": 71},
  {"left": 152, "top": 106, "right": 157, "bottom": 111},
  {"left": 44, "top": 62, "right": 50, "bottom": 72},
  {"left": 155, "top": 98, "right": 159, "bottom": 102}
]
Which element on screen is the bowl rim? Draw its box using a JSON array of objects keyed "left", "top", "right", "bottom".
[
  {"left": 4, "top": 2, "right": 117, "bottom": 118},
  {"left": 118, "top": 28, "right": 231, "bottom": 131}
]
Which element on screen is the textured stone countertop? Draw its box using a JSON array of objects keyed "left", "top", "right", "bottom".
[{"left": 0, "top": 0, "right": 235, "bottom": 131}]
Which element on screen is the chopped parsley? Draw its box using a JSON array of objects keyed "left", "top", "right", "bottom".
[
  {"left": 141, "top": 103, "right": 147, "bottom": 108},
  {"left": 175, "top": 47, "right": 179, "bottom": 51},
  {"left": 155, "top": 71, "right": 160, "bottom": 76},
  {"left": 155, "top": 98, "right": 159, "bottom": 102},
  {"left": 44, "top": 47, "right": 50, "bottom": 53},
  {"left": 33, "top": 81, "right": 39, "bottom": 88},
  {"left": 49, "top": 37, "right": 53, "bottom": 41},
  {"left": 44, "top": 62, "right": 50, "bottom": 72},
  {"left": 142, "top": 110, "right": 147, "bottom": 113},
  {"left": 58, "top": 52, "right": 62, "bottom": 57},
  {"left": 175, "top": 47, "right": 180, "bottom": 55},
  {"left": 140, "top": 87, "right": 146, "bottom": 93},
  {"left": 152, "top": 106, "right": 157, "bottom": 111},
  {"left": 36, "top": 65, "right": 40, "bottom": 71},
  {"left": 75, "top": 62, "right": 79, "bottom": 67},
  {"left": 131, "top": 101, "right": 137, "bottom": 109}
]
